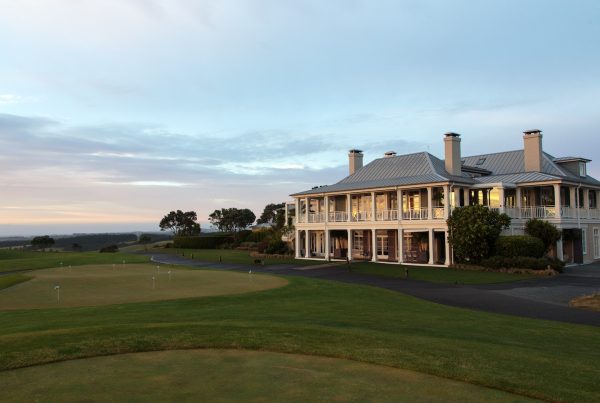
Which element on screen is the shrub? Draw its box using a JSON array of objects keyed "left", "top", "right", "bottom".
[
  {"left": 525, "top": 219, "right": 561, "bottom": 253},
  {"left": 257, "top": 241, "right": 270, "bottom": 253},
  {"left": 245, "top": 230, "right": 273, "bottom": 243},
  {"left": 265, "top": 240, "right": 289, "bottom": 255},
  {"left": 481, "top": 256, "right": 565, "bottom": 272},
  {"left": 494, "top": 236, "right": 545, "bottom": 258},
  {"left": 173, "top": 235, "right": 234, "bottom": 249},
  {"left": 99, "top": 244, "right": 119, "bottom": 253}
]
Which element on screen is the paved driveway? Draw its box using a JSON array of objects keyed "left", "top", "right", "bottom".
[{"left": 148, "top": 253, "right": 600, "bottom": 327}]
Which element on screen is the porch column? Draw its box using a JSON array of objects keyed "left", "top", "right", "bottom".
[
  {"left": 444, "top": 185, "right": 450, "bottom": 219},
  {"left": 553, "top": 184, "right": 561, "bottom": 218},
  {"left": 295, "top": 198, "right": 300, "bottom": 224},
  {"left": 305, "top": 230, "right": 310, "bottom": 258},
  {"left": 453, "top": 187, "right": 461, "bottom": 208},
  {"left": 584, "top": 188, "right": 590, "bottom": 218},
  {"left": 304, "top": 198, "right": 309, "bottom": 223},
  {"left": 570, "top": 187, "right": 577, "bottom": 210},
  {"left": 428, "top": 228, "right": 434, "bottom": 264},
  {"left": 464, "top": 188, "right": 471, "bottom": 206},
  {"left": 499, "top": 187, "right": 505, "bottom": 214},
  {"left": 371, "top": 229, "right": 377, "bottom": 262},
  {"left": 347, "top": 229, "right": 353, "bottom": 261},
  {"left": 427, "top": 187, "right": 433, "bottom": 220},
  {"left": 325, "top": 230, "right": 330, "bottom": 259},
  {"left": 398, "top": 228, "right": 404, "bottom": 263},
  {"left": 397, "top": 189, "right": 403, "bottom": 221},
  {"left": 346, "top": 194, "right": 351, "bottom": 222},
  {"left": 516, "top": 188, "right": 522, "bottom": 218},
  {"left": 556, "top": 237, "right": 564, "bottom": 261},
  {"left": 371, "top": 191, "right": 376, "bottom": 221},
  {"left": 324, "top": 196, "right": 329, "bottom": 223},
  {"left": 444, "top": 230, "right": 451, "bottom": 266},
  {"left": 295, "top": 229, "right": 300, "bottom": 258}
]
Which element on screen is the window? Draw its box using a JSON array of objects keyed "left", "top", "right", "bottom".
[
  {"left": 476, "top": 157, "right": 486, "bottom": 165},
  {"left": 589, "top": 191, "right": 597, "bottom": 209},
  {"left": 578, "top": 188, "right": 584, "bottom": 208},
  {"left": 579, "top": 162, "right": 587, "bottom": 177},
  {"left": 593, "top": 228, "right": 600, "bottom": 259},
  {"left": 582, "top": 228, "right": 587, "bottom": 255}
]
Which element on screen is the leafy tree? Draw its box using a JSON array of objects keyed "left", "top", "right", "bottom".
[
  {"left": 257, "top": 203, "right": 286, "bottom": 229},
  {"left": 447, "top": 205, "right": 511, "bottom": 263},
  {"left": 525, "top": 219, "right": 561, "bottom": 253},
  {"left": 139, "top": 234, "right": 152, "bottom": 244},
  {"left": 72, "top": 243, "right": 82, "bottom": 252},
  {"left": 31, "top": 235, "right": 55, "bottom": 250},
  {"left": 159, "top": 210, "right": 201, "bottom": 236},
  {"left": 209, "top": 208, "right": 256, "bottom": 232}
]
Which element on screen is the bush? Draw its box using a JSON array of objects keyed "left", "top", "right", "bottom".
[
  {"left": 245, "top": 230, "right": 273, "bottom": 243},
  {"left": 173, "top": 235, "right": 234, "bottom": 249},
  {"left": 481, "top": 256, "right": 565, "bottom": 272},
  {"left": 525, "top": 219, "right": 561, "bottom": 252},
  {"left": 265, "top": 240, "right": 289, "bottom": 255},
  {"left": 99, "top": 244, "right": 119, "bottom": 253},
  {"left": 494, "top": 236, "right": 545, "bottom": 258}
]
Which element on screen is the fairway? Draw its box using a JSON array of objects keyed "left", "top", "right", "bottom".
[
  {"left": 0, "top": 349, "right": 536, "bottom": 402},
  {"left": 0, "top": 264, "right": 287, "bottom": 309}
]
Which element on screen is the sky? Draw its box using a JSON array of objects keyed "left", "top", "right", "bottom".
[{"left": 1, "top": 0, "right": 599, "bottom": 236}]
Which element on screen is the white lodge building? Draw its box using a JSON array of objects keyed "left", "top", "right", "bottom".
[{"left": 290, "top": 131, "right": 600, "bottom": 266}]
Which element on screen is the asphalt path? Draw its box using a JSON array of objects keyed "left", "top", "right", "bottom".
[{"left": 149, "top": 253, "right": 600, "bottom": 327}]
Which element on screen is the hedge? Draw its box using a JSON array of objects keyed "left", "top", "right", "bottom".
[
  {"left": 480, "top": 256, "right": 565, "bottom": 272},
  {"left": 494, "top": 235, "right": 545, "bottom": 258},
  {"left": 173, "top": 235, "right": 233, "bottom": 249}
]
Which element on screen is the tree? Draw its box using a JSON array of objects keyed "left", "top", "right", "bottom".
[
  {"left": 257, "top": 203, "right": 286, "bottom": 229},
  {"left": 31, "top": 235, "right": 55, "bottom": 250},
  {"left": 72, "top": 243, "right": 82, "bottom": 252},
  {"left": 525, "top": 219, "right": 561, "bottom": 254},
  {"left": 447, "top": 205, "right": 511, "bottom": 263},
  {"left": 209, "top": 208, "right": 256, "bottom": 232},
  {"left": 159, "top": 210, "right": 201, "bottom": 236}
]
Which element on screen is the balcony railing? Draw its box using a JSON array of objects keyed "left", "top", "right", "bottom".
[
  {"left": 307, "top": 212, "right": 326, "bottom": 223},
  {"left": 520, "top": 206, "right": 556, "bottom": 219},
  {"left": 432, "top": 207, "right": 445, "bottom": 219},
  {"left": 402, "top": 208, "right": 429, "bottom": 220},
  {"left": 561, "top": 207, "right": 577, "bottom": 218},
  {"left": 351, "top": 211, "right": 373, "bottom": 222},
  {"left": 328, "top": 211, "right": 349, "bottom": 222},
  {"left": 376, "top": 209, "right": 399, "bottom": 221},
  {"left": 589, "top": 208, "right": 600, "bottom": 219}
]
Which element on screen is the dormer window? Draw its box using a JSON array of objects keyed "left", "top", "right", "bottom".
[
  {"left": 579, "top": 162, "right": 587, "bottom": 177},
  {"left": 476, "top": 158, "right": 486, "bottom": 166}
]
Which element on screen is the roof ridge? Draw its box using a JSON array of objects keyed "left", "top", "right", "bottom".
[
  {"left": 463, "top": 149, "right": 522, "bottom": 159},
  {"left": 424, "top": 152, "right": 448, "bottom": 181}
]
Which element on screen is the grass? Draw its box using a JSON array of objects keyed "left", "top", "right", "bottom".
[
  {"left": 0, "top": 264, "right": 287, "bottom": 309},
  {"left": 155, "top": 247, "right": 322, "bottom": 266},
  {"left": 0, "top": 249, "right": 150, "bottom": 274},
  {"left": 0, "top": 349, "right": 537, "bottom": 402},
  {"left": 1, "top": 274, "right": 599, "bottom": 402},
  {"left": 0, "top": 274, "right": 32, "bottom": 290},
  {"left": 570, "top": 293, "right": 600, "bottom": 312},
  {"left": 348, "top": 261, "right": 537, "bottom": 284}
]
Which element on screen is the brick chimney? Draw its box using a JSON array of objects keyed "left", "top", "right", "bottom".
[
  {"left": 348, "top": 149, "right": 363, "bottom": 175},
  {"left": 523, "top": 129, "right": 543, "bottom": 172},
  {"left": 444, "top": 132, "right": 461, "bottom": 176}
]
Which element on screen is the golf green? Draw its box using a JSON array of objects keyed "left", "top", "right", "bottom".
[
  {"left": 0, "top": 264, "right": 287, "bottom": 309},
  {"left": 0, "top": 349, "right": 537, "bottom": 402}
]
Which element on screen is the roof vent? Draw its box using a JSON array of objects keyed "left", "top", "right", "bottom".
[
  {"left": 523, "top": 129, "right": 542, "bottom": 135},
  {"left": 384, "top": 151, "right": 397, "bottom": 158},
  {"left": 444, "top": 132, "right": 461, "bottom": 137}
]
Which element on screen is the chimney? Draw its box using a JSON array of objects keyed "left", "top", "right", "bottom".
[
  {"left": 444, "top": 132, "right": 461, "bottom": 176},
  {"left": 384, "top": 151, "right": 397, "bottom": 158},
  {"left": 348, "top": 149, "right": 363, "bottom": 175},
  {"left": 523, "top": 129, "right": 543, "bottom": 172}
]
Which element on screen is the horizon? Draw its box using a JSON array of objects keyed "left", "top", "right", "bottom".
[{"left": 2, "top": 0, "right": 599, "bottom": 236}]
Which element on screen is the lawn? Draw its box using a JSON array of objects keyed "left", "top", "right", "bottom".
[
  {"left": 0, "top": 349, "right": 537, "bottom": 402},
  {"left": 0, "top": 274, "right": 32, "bottom": 291},
  {"left": 0, "top": 264, "right": 286, "bottom": 309},
  {"left": 0, "top": 249, "right": 150, "bottom": 273},
  {"left": 348, "top": 261, "right": 537, "bottom": 284},
  {"left": 155, "top": 247, "right": 322, "bottom": 266},
  {"left": 1, "top": 273, "right": 599, "bottom": 402}
]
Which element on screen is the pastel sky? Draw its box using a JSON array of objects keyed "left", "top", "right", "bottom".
[{"left": 1, "top": 0, "right": 599, "bottom": 236}]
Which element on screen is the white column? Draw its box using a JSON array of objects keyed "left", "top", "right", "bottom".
[
  {"left": 398, "top": 228, "right": 404, "bottom": 264},
  {"left": 305, "top": 230, "right": 310, "bottom": 258},
  {"left": 444, "top": 185, "right": 450, "bottom": 219},
  {"left": 295, "top": 229, "right": 300, "bottom": 258},
  {"left": 371, "top": 229, "right": 377, "bottom": 262},
  {"left": 346, "top": 194, "right": 351, "bottom": 222},
  {"left": 570, "top": 187, "right": 576, "bottom": 209},
  {"left": 553, "top": 183, "right": 561, "bottom": 218},
  {"left": 464, "top": 188, "right": 471, "bottom": 206},
  {"left": 499, "top": 187, "right": 505, "bottom": 214},
  {"left": 347, "top": 229, "right": 353, "bottom": 261},
  {"left": 371, "top": 191, "right": 376, "bottom": 221},
  {"left": 427, "top": 187, "right": 433, "bottom": 220},
  {"left": 324, "top": 196, "right": 329, "bottom": 223},
  {"left": 556, "top": 237, "right": 564, "bottom": 261},
  {"left": 584, "top": 188, "right": 590, "bottom": 218},
  {"left": 516, "top": 187, "right": 522, "bottom": 218},
  {"left": 453, "top": 187, "right": 461, "bottom": 208},
  {"left": 444, "top": 230, "right": 451, "bottom": 266},
  {"left": 304, "top": 198, "right": 309, "bottom": 223},
  {"left": 428, "top": 229, "right": 434, "bottom": 265},
  {"left": 397, "top": 189, "right": 403, "bottom": 221},
  {"left": 325, "top": 230, "right": 330, "bottom": 259}
]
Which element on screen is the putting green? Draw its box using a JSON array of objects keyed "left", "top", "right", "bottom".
[
  {"left": 0, "top": 264, "right": 287, "bottom": 309},
  {"left": 0, "top": 349, "right": 537, "bottom": 402}
]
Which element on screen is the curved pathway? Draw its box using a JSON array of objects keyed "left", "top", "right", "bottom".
[{"left": 149, "top": 253, "right": 600, "bottom": 327}]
